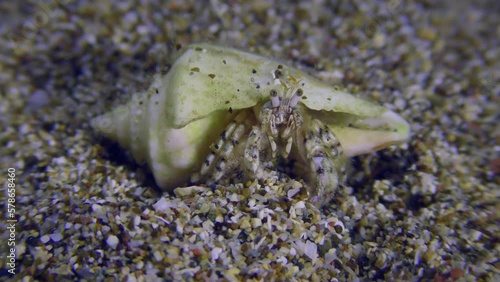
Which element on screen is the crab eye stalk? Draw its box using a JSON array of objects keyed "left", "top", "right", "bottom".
[
  {"left": 270, "top": 89, "right": 280, "bottom": 108},
  {"left": 289, "top": 88, "right": 303, "bottom": 108}
]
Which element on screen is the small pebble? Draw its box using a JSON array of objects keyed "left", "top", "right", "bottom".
[
  {"left": 40, "top": 235, "right": 50, "bottom": 244},
  {"left": 106, "top": 235, "right": 119, "bottom": 250},
  {"left": 50, "top": 233, "right": 63, "bottom": 242}
]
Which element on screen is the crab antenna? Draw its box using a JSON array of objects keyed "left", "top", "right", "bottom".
[
  {"left": 270, "top": 89, "right": 280, "bottom": 108},
  {"left": 288, "top": 88, "right": 303, "bottom": 108}
]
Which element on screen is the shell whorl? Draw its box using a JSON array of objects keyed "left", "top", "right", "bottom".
[
  {"left": 91, "top": 92, "right": 150, "bottom": 164},
  {"left": 91, "top": 73, "right": 237, "bottom": 189}
]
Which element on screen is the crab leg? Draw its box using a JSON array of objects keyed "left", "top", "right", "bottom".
[{"left": 302, "top": 118, "right": 345, "bottom": 205}]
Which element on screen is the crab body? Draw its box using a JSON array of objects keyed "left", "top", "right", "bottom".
[{"left": 92, "top": 44, "right": 410, "bottom": 206}]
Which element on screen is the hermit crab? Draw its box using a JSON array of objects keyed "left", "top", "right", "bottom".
[{"left": 92, "top": 44, "right": 410, "bottom": 206}]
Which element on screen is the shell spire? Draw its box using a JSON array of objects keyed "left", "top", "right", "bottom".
[{"left": 91, "top": 93, "right": 149, "bottom": 164}]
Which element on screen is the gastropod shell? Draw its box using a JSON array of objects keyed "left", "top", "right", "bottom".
[{"left": 92, "top": 44, "right": 410, "bottom": 206}]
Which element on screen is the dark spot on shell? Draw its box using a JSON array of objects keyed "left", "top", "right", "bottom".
[
  {"left": 191, "top": 67, "right": 200, "bottom": 72},
  {"left": 302, "top": 96, "right": 308, "bottom": 99},
  {"left": 195, "top": 47, "right": 203, "bottom": 51},
  {"left": 277, "top": 64, "right": 283, "bottom": 69},
  {"left": 228, "top": 107, "right": 233, "bottom": 113},
  {"left": 208, "top": 74, "right": 216, "bottom": 79},
  {"left": 252, "top": 69, "right": 257, "bottom": 74},
  {"left": 327, "top": 97, "right": 331, "bottom": 101},
  {"left": 223, "top": 60, "right": 227, "bottom": 64},
  {"left": 225, "top": 100, "right": 230, "bottom": 104}
]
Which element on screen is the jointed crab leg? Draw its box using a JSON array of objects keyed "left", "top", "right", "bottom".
[
  {"left": 302, "top": 118, "right": 346, "bottom": 205},
  {"left": 244, "top": 126, "right": 262, "bottom": 175},
  {"left": 190, "top": 111, "right": 251, "bottom": 185}
]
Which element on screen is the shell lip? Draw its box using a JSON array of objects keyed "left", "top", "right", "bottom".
[{"left": 331, "top": 110, "right": 410, "bottom": 157}]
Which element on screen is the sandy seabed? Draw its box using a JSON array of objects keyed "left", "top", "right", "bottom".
[{"left": 0, "top": 1, "right": 498, "bottom": 281}]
